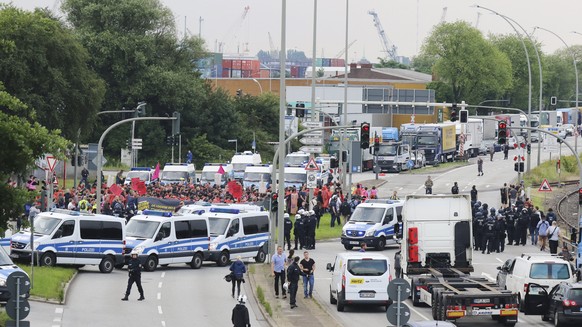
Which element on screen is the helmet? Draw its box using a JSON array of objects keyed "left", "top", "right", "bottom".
[
  {"left": 490, "top": 208, "right": 496, "bottom": 214},
  {"left": 475, "top": 212, "right": 484, "bottom": 218},
  {"left": 283, "top": 282, "right": 289, "bottom": 291},
  {"left": 130, "top": 250, "right": 138, "bottom": 256},
  {"left": 298, "top": 209, "right": 305, "bottom": 215},
  {"left": 238, "top": 294, "right": 247, "bottom": 304},
  {"left": 522, "top": 208, "right": 528, "bottom": 213},
  {"left": 309, "top": 210, "right": 315, "bottom": 215},
  {"left": 295, "top": 214, "right": 301, "bottom": 219}
]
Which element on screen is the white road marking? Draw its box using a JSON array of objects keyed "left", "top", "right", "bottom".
[
  {"left": 158, "top": 282, "right": 163, "bottom": 288},
  {"left": 408, "top": 303, "right": 430, "bottom": 321},
  {"left": 157, "top": 292, "right": 161, "bottom": 300},
  {"left": 481, "top": 272, "right": 496, "bottom": 282},
  {"left": 161, "top": 272, "right": 165, "bottom": 278},
  {"left": 53, "top": 317, "right": 61, "bottom": 322},
  {"left": 161, "top": 322, "right": 166, "bottom": 327},
  {"left": 55, "top": 308, "right": 63, "bottom": 314},
  {"left": 496, "top": 257, "right": 504, "bottom": 263},
  {"left": 158, "top": 305, "right": 163, "bottom": 314}
]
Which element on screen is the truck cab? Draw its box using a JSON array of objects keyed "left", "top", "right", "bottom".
[
  {"left": 231, "top": 151, "right": 262, "bottom": 181},
  {"left": 161, "top": 163, "right": 196, "bottom": 185},
  {"left": 200, "top": 163, "right": 232, "bottom": 186}
]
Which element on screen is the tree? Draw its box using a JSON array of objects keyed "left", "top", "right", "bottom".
[
  {"left": 375, "top": 58, "right": 408, "bottom": 69},
  {"left": 420, "top": 21, "right": 512, "bottom": 105},
  {"left": 543, "top": 48, "right": 579, "bottom": 108},
  {"left": 0, "top": 5, "right": 105, "bottom": 139}
]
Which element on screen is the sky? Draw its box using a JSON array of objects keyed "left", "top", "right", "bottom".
[{"left": 4, "top": 0, "right": 582, "bottom": 62}]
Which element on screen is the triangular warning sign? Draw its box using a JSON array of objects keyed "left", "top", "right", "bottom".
[
  {"left": 304, "top": 157, "right": 320, "bottom": 171},
  {"left": 538, "top": 178, "right": 552, "bottom": 192},
  {"left": 46, "top": 156, "right": 58, "bottom": 172}
]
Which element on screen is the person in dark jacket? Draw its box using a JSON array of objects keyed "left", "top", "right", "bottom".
[
  {"left": 293, "top": 214, "right": 305, "bottom": 250},
  {"left": 231, "top": 295, "right": 251, "bottom": 327},
  {"left": 287, "top": 256, "right": 303, "bottom": 309},
  {"left": 122, "top": 251, "right": 144, "bottom": 301},
  {"left": 283, "top": 214, "right": 293, "bottom": 250},
  {"left": 230, "top": 256, "right": 247, "bottom": 298},
  {"left": 495, "top": 212, "right": 506, "bottom": 253},
  {"left": 305, "top": 211, "right": 317, "bottom": 250},
  {"left": 451, "top": 182, "right": 459, "bottom": 194},
  {"left": 470, "top": 185, "right": 478, "bottom": 202}
]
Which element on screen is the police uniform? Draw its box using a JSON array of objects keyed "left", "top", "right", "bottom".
[
  {"left": 122, "top": 252, "right": 144, "bottom": 301},
  {"left": 305, "top": 211, "right": 317, "bottom": 250},
  {"left": 483, "top": 214, "right": 496, "bottom": 254},
  {"left": 294, "top": 215, "right": 305, "bottom": 250},
  {"left": 504, "top": 208, "right": 515, "bottom": 245},
  {"left": 284, "top": 215, "right": 293, "bottom": 250},
  {"left": 473, "top": 212, "right": 485, "bottom": 251}
]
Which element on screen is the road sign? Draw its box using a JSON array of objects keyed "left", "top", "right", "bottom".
[
  {"left": 299, "top": 137, "right": 323, "bottom": 145},
  {"left": 306, "top": 171, "right": 317, "bottom": 189},
  {"left": 7, "top": 272, "right": 30, "bottom": 296},
  {"left": 6, "top": 321, "right": 30, "bottom": 327},
  {"left": 6, "top": 299, "right": 30, "bottom": 320},
  {"left": 132, "top": 138, "right": 143, "bottom": 150},
  {"left": 46, "top": 156, "right": 58, "bottom": 172},
  {"left": 305, "top": 158, "right": 320, "bottom": 171},
  {"left": 387, "top": 278, "right": 411, "bottom": 301},
  {"left": 91, "top": 155, "right": 107, "bottom": 167},
  {"left": 302, "top": 121, "right": 323, "bottom": 128},
  {"left": 304, "top": 130, "right": 323, "bottom": 137},
  {"left": 299, "top": 146, "right": 323, "bottom": 154},
  {"left": 386, "top": 302, "right": 410, "bottom": 325},
  {"left": 538, "top": 178, "right": 552, "bottom": 192}
]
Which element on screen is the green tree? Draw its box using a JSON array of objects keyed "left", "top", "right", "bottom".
[
  {"left": 0, "top": 5, "right": 105, "bottom": 139},
  {"left": 374, "top": 58, "right": 408, "bottom": 69},
  {"left": 543, "top": 47, "right": 580, "bottom": 108},
  {"left": 420, "top": 21, "right": 512, "bottom": 105}
]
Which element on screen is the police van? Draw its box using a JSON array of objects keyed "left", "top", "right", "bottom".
[
  {"left": 10, "top": 209, "right": 125, "bottom": 273},
  {"left": 177, "top": 202, "right": 265, "bottom": 215},
  {"left": 341, "top": 199, "right": 404, "bottom": 251},
  {"left": 124, "top": 167, "right": 154, "bottom": 186},
  {"left": 125, "top": 210, "right": 210, "bottom": 272},
  {"left": 205, "top": 207, "right": 270, "bottom": 266},
  {"left": 0, "top": 247, "right": 29, "bottom": 302}
]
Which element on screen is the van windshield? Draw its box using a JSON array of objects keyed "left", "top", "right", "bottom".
[
  {"left": 244, "top": 172, "right": 271, "bottom": 182},
  {"left": 162, "top": 171, "right": 188, "bottom": 181},
  {"left": 0, "top": 247, "right": 14, "bottom": 265},
  {"left": 285, "top": 173, "right": 306, "bottom": 183},
  {"left": 201, "top": 172, "right": 222, "bottom": 181},
  {"left": 349, "top": 207, "right": 385, "bottom": 223},
  {"left": 126, "top": 220, "right": 160, "bottom": 239},
  {"left": 209, "top": 218, "right": 231, "bottom": 236},
  {"left": 33, "top": 217, "right": 61, "bottom": 235},
  {"left": 529, "top": 263, "right": 570, "bottom": 279},
  {"left": 232, "top": 163, "right": 248, "bottom": 172},
  {"left": 347, "top": 259, "right": 387, "bottom": 276},
  {"left": 125, "top": 171, "right": 150, "bottom": 182}
]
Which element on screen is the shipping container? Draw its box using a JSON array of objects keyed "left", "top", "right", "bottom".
[
  {"left": 232, "top": 60, "right": 242, "bottom": 70},
  {"left": 322, "top": 58, "right": 331, "bottom": 67},
  {"left": 336, "top": 58, "right": 345, "bottom": 67},
  {"left": 290, "top": 66, "right": 299, "bottom": 78},
  {"left": 298, "top": 66, "right": 307, "bottom": 78},
  {"left": 222, "top": 68, "right": 230, "bottom": 78},
  {"left": 252, "top": 61, "right": 260, "bottom": 71},
  {"left": 330, "top": 58, "right": 341, "bottom": 67},
  {"left": 241, "top": 60, "right": 252, "bottom": 71},
  {"left": 315, "top": 58, "right": 323, "bottom": 67},
  {"left": 259, "top": 69, "right": 270, "bottom": 78},
  {"left": 222, "top": 59, "right": 233, "bottom": 69}
]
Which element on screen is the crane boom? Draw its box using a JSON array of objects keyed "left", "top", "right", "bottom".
[
  {"left": 335, "top": 39, "right": 357, "bottom": 58},
  {"left": 368, "top": 10, "right": 397, "bottom": 61}
]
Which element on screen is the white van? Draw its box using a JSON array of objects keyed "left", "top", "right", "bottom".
[
  {"left": 125, "top": 210, "right": 210, "bottom": 272},
  {"left": 341, "top": 199, "right": 404, "bottom": 251},
  {"left": 178, "top": 202, "right": 265, "bottom": 215},
  {"left": 200, "top": 163, "right": 232, "bottom": 186},
  {"left": 284, "top": 166, "right": 307, "bottom": 189},
  {"left": 496, "top": 253, "right": 577, "bottom": 307},
  {"left": 124, "top": 167, "right": 154, "bottom": 186},
  {"left": 161, "top": 163, "right": 196, "bottom": 185},
  {"left": 285, "top": 151, "right": 310, "bottom": 166},
  {"left": 243, "top": 164, "right": 272, "bottom": 190},
  {"left": 231, "top": 151, "right": 262, "bottom": 181},
  {"left": 326, "top": 252, "right": 392, "bottom": 312},
  {"left": 205, "top": 207, "right": 269, "bottom": 266},
  {"left": 10, "top": 209, "right": 125, "bottom": 273}
]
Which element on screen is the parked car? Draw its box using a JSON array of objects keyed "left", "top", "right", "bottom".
[
  {"left": 561, "top": 124, "right": 575, "bottom": 136},
  {"left": 522, "top": 281, "right": 582, "bottom": 326}
]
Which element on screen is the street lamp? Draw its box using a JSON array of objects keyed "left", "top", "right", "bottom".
[
  {"left": 476, "top": 99, "right": 510, "bottom": 115},
  {"left": 228, "top": 139, "right": 238, "bottom": 153},
  {"left": 251, "top": 78, "right": 263, "bottom": 94}
]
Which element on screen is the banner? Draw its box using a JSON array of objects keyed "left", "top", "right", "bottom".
[{"left": 137, "top": 197, "right": 194, "bottom": 212}]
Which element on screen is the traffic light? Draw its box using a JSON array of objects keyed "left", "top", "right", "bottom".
[
  {"left": 527, "top": 143, "right": 531, "bottom": 154},
  {"left": 166, "top": 136, "right": 174, "bottom": 146},
  {"left": 271, "top": 193, "right": 278, "bottom": 212},
  {"left": 374, "top": 135, "right": 380, "bottom": 153},
  {"left": 450, "top": 103, "right": 458, "bottom": 122},
  {"left": 77, "top": 155, "right": 84, "bottom": 166},
  {"left": 330, "top": 157, "right": 338, "bottom": 168},
  {"left": 579, "top": 188, "right": 582, "bottom": 205},
  {"left": 172, "top": 111, "right": 181, "bottom": 136},
  {"left": 497, "top": 121, "right": 507, "bottom": 145},
  {"left": 295, "top": 103, "right": 305, "bottom": 118},
  {"left": 459, "top": 109, "right": 468, "bottom": 123},
  {"left": 360, "top": 122, "right": 370, "bottom": 148},
  {"left": 514, "top": 162, "right": 525, "bottom": 172},
  {"left": 341, "top": 151, "right": 348, "bottom": 162},
  {"left": 125, "top": 139, "right": 131, "bottom": 149}
]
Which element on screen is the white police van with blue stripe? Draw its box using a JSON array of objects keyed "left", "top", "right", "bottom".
[
  {"left": 125, "top": 210, "right": 210, "bottom": 272},
  {"left": 341, "top": 199, "right": 404, "bottom": 251},
  {"left": 10, "top": 209, "right": 125, "bottom": 273},
  {"left": 206, "top": 207, "right": 270, "bottom": 266},
  {"left": 0, "top": 246, "right": 29, "bottom": 302}
]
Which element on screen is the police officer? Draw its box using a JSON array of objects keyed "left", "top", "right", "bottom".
[
  {"left": 232, "top": 295, "right": 251, "bottom": 327},
  {"left": 284, "top": 214, "right": 293, "bottom": 251},
  {"left": 517, "top": 208, "right": 530, "bottom": 246},
  {"left": 306, "top": 210, "right": 317, "bottom": 250},
  {"left": 293, "top": 214, "right": 305, "bottom": 250},
  {"left": 482, "top": 209, "right": 497, "bottom": 254},
  {"left": 122, "top": 251, "right": 144, "bottom": 301},
  {"left": 505, "top": 207, "right": 516, "bottom": 245},
  {"left": 473, "top": 211, "right": 485, "bottom": 251},
  {"left": 495, "top": 211, "right": 506, "bottom": 253}
]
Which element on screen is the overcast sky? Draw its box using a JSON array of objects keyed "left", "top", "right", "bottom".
[{"left": 5, "top": 0, "right": 582, "bottom": 62}]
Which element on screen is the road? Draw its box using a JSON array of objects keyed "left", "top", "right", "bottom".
[{"left": 22, "top": 137, "right": 578, "bottom": 326}]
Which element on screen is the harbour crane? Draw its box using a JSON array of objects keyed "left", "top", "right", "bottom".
[{"left": 368, "top": 10, "right": 397, "bottom": 61}]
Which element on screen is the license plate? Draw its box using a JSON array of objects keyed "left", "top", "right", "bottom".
[
  {"left": 473, "top": 298, "right": 490, "bottom": 304},
  {"left": 349, "top": 241, "right": 359, "bottom": 245},
  {"left": 360, "top": 292, "right": 375, "bottom": 298},
  {"left": 473, "top": 310, "right": 493, "bottom": 316},
  {"left": 9, "top": 254, "right": 18, "bottom": 259}
]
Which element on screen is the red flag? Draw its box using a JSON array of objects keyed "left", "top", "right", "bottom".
[
  {"left": 217, "top": 164, "right": 225, "bottom": 175},
  {"left": 152, "top": 162, "right": 160, "bottom": 180},
  {"left": 109, "top": 184, "right": 123, "bottom": 196},
  {"left": 137, "top": 180, "right": 147, "bottom": 196},
  {"left": 227, "top": 181, "right": 243, "bottom": 200},
  {"left": 131, "top": 177, "right": 140, "bottom": 191}
]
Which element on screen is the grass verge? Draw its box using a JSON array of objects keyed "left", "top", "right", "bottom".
[
  {"left": 256, "top": 285, "right": 273, "bottom": 317},
  {"left": 405, "top": 161, "right": 470, "bottom": 174},
  {"left": 20, "top": 265, "right": 76, "bottom": 302}
]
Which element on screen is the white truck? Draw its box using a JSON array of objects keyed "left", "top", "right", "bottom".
[
  {"left": 455, "top": 118, "right": 483, "bottom": 158},
  {"left": 200, "top": 163, "right": 232, "bottom": 186},
  {"left": 160, "top": 163, "right": 196, "bottom": 185},
  {"left": 231, "top": 151, "right": 262, "bottom": 181},
  {"left": 400, "top": 194, "right": 519, "bottom": 325}
]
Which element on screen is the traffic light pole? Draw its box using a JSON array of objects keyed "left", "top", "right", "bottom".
[{"left": 95, "top": 116, "right": 177, "bottom": 213}]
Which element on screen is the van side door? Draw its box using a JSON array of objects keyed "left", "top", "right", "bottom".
[
  {"left": 173, "top": 220, "right": 193, "bottom": 263},
  {"left": 77, "top": 220, "right": 102, "bottom": 264},
  {"left": 227, "top": 218, "right": 241, "bottom": 252},
  {"left": 51, "top": 220, "right": 76, "bottom": 264},
  {"left": 156, "top": 222, "right": 173, "bottom": 261},
  {"left": 382, "top": 208, "right": 395, "bottom": 238}
]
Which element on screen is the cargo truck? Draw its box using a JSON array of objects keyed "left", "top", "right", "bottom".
[
  {"left": 398, "top": 195, "right": 519, "bottom": 326},
  {"left": 401, "top": 123, "right": 456, "bottom": 165},
  {"left": 454, "top": 118, "right": 483, "bottom": 158}
]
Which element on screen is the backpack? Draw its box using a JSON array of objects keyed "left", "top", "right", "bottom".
[
  {"left": 538, "top": 220, "right": 549, "bottom": 236},
  {"left": 340, "top": 201, "right": 350, "bottom": 215}
]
